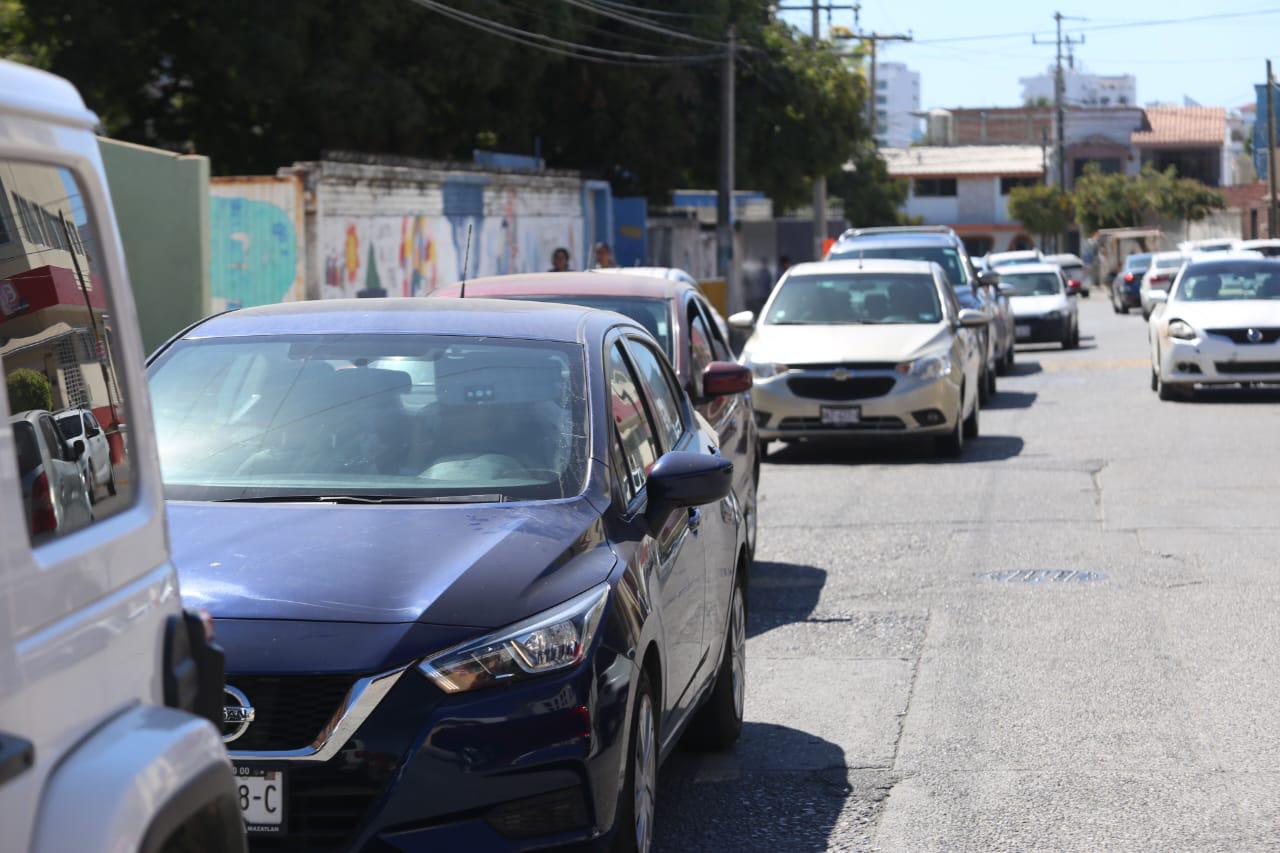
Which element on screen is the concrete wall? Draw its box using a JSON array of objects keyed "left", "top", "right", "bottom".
[
  {"left": 98, "top": 138, "right": 209, "bottom": 354},
  {"left": 287, "top": 160, "right": 599, "bottom": 299},
  {"left": 210, "top": 176, "right": 306, "bottom": 311}
]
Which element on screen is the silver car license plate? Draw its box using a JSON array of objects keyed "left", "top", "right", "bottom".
[{"left": 820, "top": 406, "right": 861, "bottom": 425}]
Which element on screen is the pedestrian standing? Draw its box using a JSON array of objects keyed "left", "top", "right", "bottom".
[
  {"left": 549, "top": 247, "right": 571, "bottom": 272},
  {"left": 593, "top": 242, "right": 617, "bottom": 269}
]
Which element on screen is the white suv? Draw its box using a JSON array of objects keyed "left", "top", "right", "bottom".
[{"left": 0, "top": 60, "right": 245, "bottom": 851}]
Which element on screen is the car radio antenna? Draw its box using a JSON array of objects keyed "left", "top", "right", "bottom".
[{"left": 460, "top": 223, "right": 472, "bottom": 298}]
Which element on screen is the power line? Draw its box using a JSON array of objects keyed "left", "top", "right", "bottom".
[
  {"left": 409, "top": 0, "right": 724, "bottom": 65},
  {"left": 913, "top": 7, "right": 1280, "bottom": 45},
  {"left": 587, "top": 0, "right": 720, "bottom": 21},
  {"left": 558, "top": 0, "right": 731, "bottom": 48}
]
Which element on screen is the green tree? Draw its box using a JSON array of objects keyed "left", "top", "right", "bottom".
[
  {"left": 1007, "top": 183, "right": 1074, "bottom": 246},
  {"left": 6, "top": 368, "right": 53, "bottom": 413},
  {"left": 828, "top": 142, "right": 911, "bottom": 227},
  {"left": 1072, "top": 163, "right": 1152, "bottom": 233},
  {"left": 1150, "top": 168, "right": 1226, "bottom": 229}
]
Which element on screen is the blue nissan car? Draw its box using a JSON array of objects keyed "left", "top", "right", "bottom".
[{"left": 147, "top": 299, "right": 752, "bottom": 852}]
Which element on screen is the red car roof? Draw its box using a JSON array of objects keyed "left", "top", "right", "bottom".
[{"left": 431, "top": 271, "right": 688, "bottom": 300}]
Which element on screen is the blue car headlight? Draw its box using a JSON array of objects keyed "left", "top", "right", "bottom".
[{"left": 418, "top": 584, "right": 609, "bottom": 693}]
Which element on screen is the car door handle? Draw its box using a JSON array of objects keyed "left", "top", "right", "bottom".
[
  {"left": 688, "top": 507, "right": 702, "bottom": 532},
  {"left": 0, "top": 733, "right": 34, "bottom": 788}
]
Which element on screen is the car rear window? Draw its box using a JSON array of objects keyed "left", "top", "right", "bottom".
[
  {"left": 1154, "top": 256, "right": 1183, "bottom": 269},
  {"left": 1000, "top": 272, "right": 1062, "bottom": 296},
  {"left": 516, "top": 295, "right": 672, "bottom": 356},
  {"left": 57, "top": 414, "right": 83, "bottom": 439},
  {"left": 1126, "top": 253, "right": 1153, "bottom": 270},
  {"left": 827, "top": 245, "right": 968, "bottom": 287},
  {"left": 13, "top": 421, "right": 40, "bottom": 478}
]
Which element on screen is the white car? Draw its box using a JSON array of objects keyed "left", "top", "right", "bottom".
[
  {"left": 733, "top": 259, "right": 989, "bottom": 458},
  {"left": 55, "top": 408, "right": 115, "bottom": 502},
  {"left": 986, "top": 249, "right": 1043, "bottom": 269},
  {"left": 1235, "top": 238, "right": 1280, "bottom": 258},
  {"left": 1148, "top": 255, "right": 1280, "bottom": 400},
  {"left": 1044, "top": 253, "right": 1089, "bottom": 295},
  {"left": 1177, "top": 237, "right": 1235, "bottom": 254},
  {"left": 1139, "top": 251, "right": 1186, "bottom": 319},
  {"left": 997, "top": 263, "right": 1081, "bottom": 349},
  {"left": 0, "top": 59, "right": 245, "bottom": 852}
]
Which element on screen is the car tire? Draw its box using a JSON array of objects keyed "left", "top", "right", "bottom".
[
  {"left": 743, "top": 483, "right": 758, "bottom": 565},
  {"left": 963, "top": 398, "right": 980, "bottom": 439},
  {"left": 986, "top": 363, "right": 997, "bottom": 398},
  {"left": 82, "top": 470, "right": 96, "bottom": 505},
  {"left": 1112, "top": 291, "right": 1122, "bottom": 313},
  {"left": 935, "top": 402, "right": 965, "bottom": 458},
  {"left": 612, "top": 670, "right": 658, "bottom": 853},
  {"left": 1004, "top": 344, "right": 1015, "bottom": 373},
  {"left": 1150, "top": 365, "right": 1159, "bottom": 392},
  {"left": 978, "top": 366, "right": 991, "bottom": 406},
  {"left": 685, "top": 577, "right": 746, "bottom": 752}
]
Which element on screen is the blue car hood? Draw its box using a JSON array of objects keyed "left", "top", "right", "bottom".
[{"left": 168, "top": 497, "right": 616, "bottom": 629}]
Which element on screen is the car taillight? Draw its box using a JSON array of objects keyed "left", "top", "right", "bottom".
[
  {"left": 1151, "top": 273, "right": 1167, "bottom": 283},
  {"left": 1124, "top": 273, "right": 1135, "bottom": 283},
  {"left": 31, "top": 472, "right": 56, "bottom": 535}
]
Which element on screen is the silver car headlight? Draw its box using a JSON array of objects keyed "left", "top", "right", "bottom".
[
  {"left": 1167, "top": 319, "right": 1196, "bottom": 340},
  {"left": 1044, "top": 310, "right": 1062, "bottom": 320},
  {"left": 418, "top": 584, "right": 609, "bottom": 693},
  {"left": 747, "top": 360, "right": 787, "bottom": 380},
  {"left": 898, "top": 353, "right": 952, "bottom": 381}
]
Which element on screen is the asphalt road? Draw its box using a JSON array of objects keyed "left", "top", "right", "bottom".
[{"left": 654, "top": 294, "right": 1280, "bottom": 851}]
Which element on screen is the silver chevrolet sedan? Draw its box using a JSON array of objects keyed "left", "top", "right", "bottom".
[{"left": 730, "top": 259, "right": 989, "bottom": 457}]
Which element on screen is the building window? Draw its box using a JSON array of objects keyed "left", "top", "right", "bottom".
[
  {"left": 1000, "top": 177, "right": 1039, "bottom": 195},
  {"left": 877, "top": 80, "right": 888, "bottom": 90},
  {"left": 914, "top": 178, "right": 957, "bottom": 197},
  {"left": 876, "top": 95, "right": 887, "bottom": 105}
]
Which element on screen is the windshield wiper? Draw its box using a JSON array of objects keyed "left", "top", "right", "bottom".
[{"left": 211, "top": 493, "right": 509, "bottom": 504}]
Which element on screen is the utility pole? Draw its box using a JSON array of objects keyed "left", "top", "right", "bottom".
[
  {"left": 862, "top": 32, "right": 912, "bottom": 141},
  {"left": 1033, "top": 12, "right": 1082, "bottom": 251},
  {"left": 717, "top": 25, "right": 736, "bottom": 304},
  {"left": 811, "top": 1, "right": 827, "bottom": 261},
  {"left": 1268, "top": 59, "right": 1277, "bottom": 239}
]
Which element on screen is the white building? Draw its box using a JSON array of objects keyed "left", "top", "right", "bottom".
[
  {"left": 873, "top": 62, "right": 921, "bottom": 149},
  {"left": 1020, "top": 66, "right": 1136, "bottom": 108},
  {"left": 877, "top": 145, "right": 1046, "bottom": 256}
]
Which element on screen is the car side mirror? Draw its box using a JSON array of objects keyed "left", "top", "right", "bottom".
[
  {"left": 69, "top": 440, "right": 86, "bottom": 460},
  {"left": 1148, "top": 290, "right": 1168, "bottom": 304},
  {"left": 702, "top": 361, "right": 752, "bottom": 398},
  {"left": 643, "top": 451, "right": 733, "bottom": 536},
  {"left": 956, "top": 308, "right": 991, "bottom": 328},
  {"left": 727, "top": 310, "right": 755, "bottom": 330},
  {"left": 976, "top": 270, "right": 1000, "bottom": 288}
]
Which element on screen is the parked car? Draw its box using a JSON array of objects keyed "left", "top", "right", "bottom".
[
  {"left": 589, "top": 266, "right": 735, "bottom": 349},
  {"left": 1110, "top": 252, "right": 1154, "bottom": 313},
  {"left": 1044, "top": 253, "right": 1090, "bottom": 296},
  {"left": 730, "top": 259, "right": 988, "bottom": 458},
  {"left": 433, "top": 271, "right": 760, "bottom": 560},
  {"left": 0, "top": 59, "right": 243, "bottom": 853},
  {"left": 148, "top": 297, "right": 751, "bottom": 851},
  {"left": 1177, "top": 237, "right": 1235, "bottom": 254},
  {"left": 55, "top": 407, "right": 115, "bottom": 502},
  {"left": 986, "top": 249, "right": 1043, "bottom": 268},
  {"left": 1235, "top": 238, "right": 1280, "bottom": 258},
  {"left": 826, "top": 227, "right": 1015, "bottom": 402},
  {"left": 1147, "top": 255, "right": 1280, "bottom": 400},
  {"left": 1139, "top": 251, "right": 1186, "bottom": 319},
  {"left": 999, "top": 263, "right": 1081, "bottom": 349}
]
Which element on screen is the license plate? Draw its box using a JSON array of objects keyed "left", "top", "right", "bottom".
[
  {"left": 820, "top": 406, "right": 861, "bottom": 425},
  {"left": 1015, "top": 324, "right": 1031, "bottom": 337},
  {"left": 234, "top": 765, "right": 285, "bottom": 834}
]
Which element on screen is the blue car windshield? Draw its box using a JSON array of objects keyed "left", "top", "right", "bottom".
[
  {"left": 1175, "top": 262, "right": 1280, "bottom": 301},
  {"left": 149, "top": 334, "right": 588, "bottom": 502}
]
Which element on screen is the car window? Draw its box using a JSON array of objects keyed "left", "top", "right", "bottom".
[
  {"left": 608, "top": 342, "right": 659, "bottom": 502},
  {"left": 83, "top": 412, "right": 100, "bottom": 436},
  {"left": 764, "top": 273, "right": 943, "bottom": 325},
  {"left": 938, "top": 275, "right": 961, "bottom": 319},
  {"left": 2, "top": 159, "right": 137, "bottom": 545},
  {"left": 1126, "top": 254, "right": 1153, "bottom": 270},
  {"left": 13, "top": 421, "right": 40, "bottom": 478},
  {"left": 694, "top": 299, "right": 732, "bottom": 361},
  {"left": 624, "top": 337, "right": 685, "bottom": 452},
  {"left": 517, "top": 295, "right": 673, "bottom": 357},
  {"left": 1174, "top": 262, "right": 1280, "bottom": 302},
  {"left": 150, "top": 334, "right": 588, "bottom": 501},
  {"left": 1000, "top": 272, "right": 1063, "bottom": 296},
  {"left": 828, "top": 244, "right": 968, "bottom": 287},
  {"left": 688, "top": 310, "right": 715, "bottom": 396},
  {"left": 57, "top": 413, "right": 84, "bottom": 439}
]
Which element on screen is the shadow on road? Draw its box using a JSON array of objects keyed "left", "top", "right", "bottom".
[
  {"left": 655, "top": 722, "right": 850, "bottom": 852},
  {"left": 747, "top": 561, "right": 826, "bottom": 639},
  {"left": 763, "top": 434, "right": 1024, "bottom": 466},
  {"left": 985, "top": 389, "right": 1037, "bottom": 409},
  {"left": 1175, "top": 386, "right": 1280, "bottom": 404},
  {"left": 1006, "top": 359, "right": 1043, "bottom": 376}
]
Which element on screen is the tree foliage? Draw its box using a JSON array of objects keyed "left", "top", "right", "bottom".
[
  {"left": 1072, "top": 163, "right": 1226, "bottom": 233},
  {"left": 828, "top": 142, "right": 911, "bottom": 227},
  {"left": 6, "top": 0, "right": 883, "bottom": 208},
  {"left": 1007, "top": 183, "right": 1074, "bottom": 242},
  {"left": 6, "top": 368, "right": 52, "bottom": 414}
]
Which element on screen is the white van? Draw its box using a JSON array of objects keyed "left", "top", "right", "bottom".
[{"left": 0, "top": 60, "right": 245, "bottom": 851}]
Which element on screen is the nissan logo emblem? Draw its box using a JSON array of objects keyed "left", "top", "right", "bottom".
[
  {"left": 222, "top": 685, "right": 255, "bottom": 743},
  {"left": 1247, "top": 328, "right": 1264, "bottom": 343},
  {"left": 832, "top": 367, "right": 850, "bottom": 381}
]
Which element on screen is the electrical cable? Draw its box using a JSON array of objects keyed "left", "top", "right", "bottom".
[
  {"left": 913, "top": 7, "right": 1280, "bottom": 45},
  {"left": 588, "top": 0, "right": 721, "bottom": 21},
  {"left": 558, "top": 0, "right": 731, "bottom": 48}
]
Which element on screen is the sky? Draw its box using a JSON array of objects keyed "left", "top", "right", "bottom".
[{"left": 779, "top": 1, "right": 1277, "bottom": 111}]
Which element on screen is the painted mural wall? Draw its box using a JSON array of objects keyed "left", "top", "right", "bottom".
[
  {"left": 301, "top": 162, "right": 593, "bottom": 300},
  {"left": 209, "top": 176, "right": 306, "bottom": 311}
]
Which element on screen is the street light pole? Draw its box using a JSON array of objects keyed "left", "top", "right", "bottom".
[
  {"left": 811, "top": 1, "right": 827, "bottom": 261},
  {"left": 717, "top": 25, "right": 737, "bottom": 305}
]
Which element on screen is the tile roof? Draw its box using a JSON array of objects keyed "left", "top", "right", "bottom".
[
  {"left": 877, "top": 145, "right": 1045, "bottom": 177},
  {"left": 1131, "top": 106, "right": 1226, "bottom": 149}
]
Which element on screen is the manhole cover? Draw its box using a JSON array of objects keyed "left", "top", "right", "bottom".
[{"left": 980, "top": 569, "right": 1107, "bottom": 584}]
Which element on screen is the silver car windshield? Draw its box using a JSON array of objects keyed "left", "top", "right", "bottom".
[
  {"left": 1001, "top": 272, "right": 1062, "bottom": 296},
  {"left": 1174, "top": 262, "right": 1280, "bottom": 302},
  {"left": 765, "top": 273, "right": 942, "bottom": 325},
  {"left": 827, "top": 246, "right": 968, "bottom": 287},
  {"left": 149, "top": 334, "right": 588, "bottom": 502}
]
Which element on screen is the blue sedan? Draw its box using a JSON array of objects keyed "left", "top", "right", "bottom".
[{"left": 147, "top": 298, "right": 752, "bottom": 852}]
